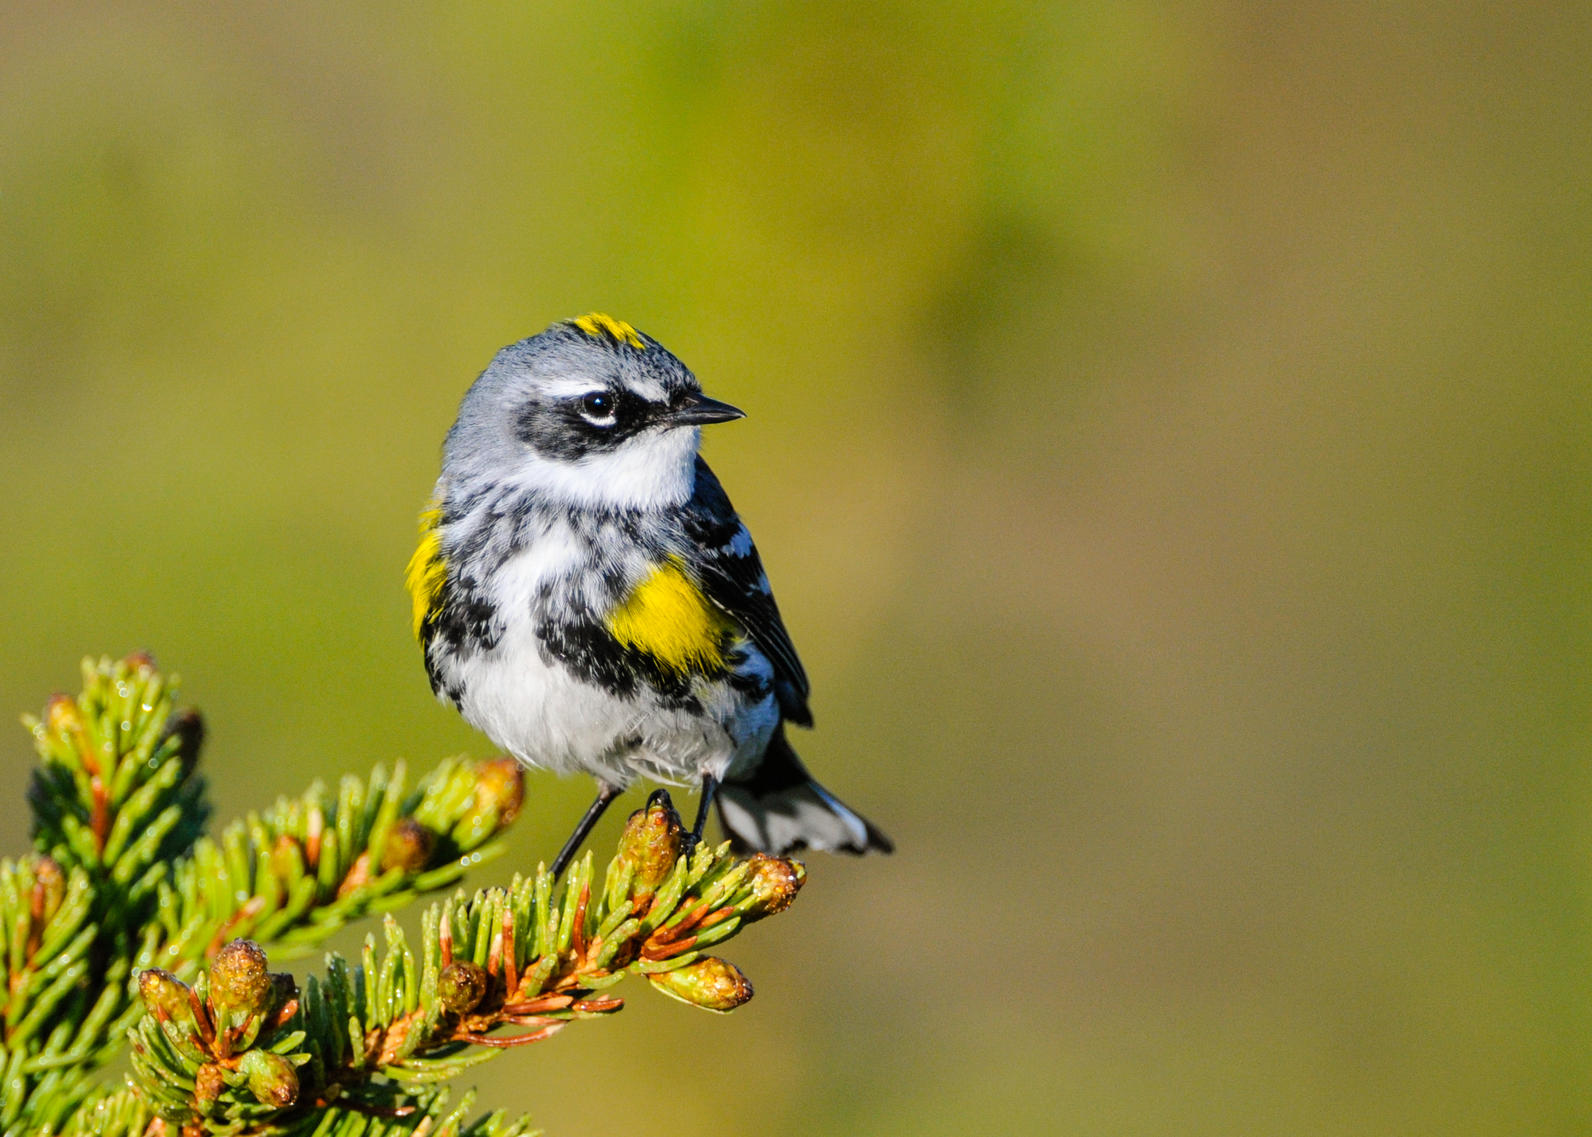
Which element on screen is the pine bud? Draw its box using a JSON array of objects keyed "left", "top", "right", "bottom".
[
  {"left": 271, "top": 971, "right": 299, "bottom": 1012},
  {"left": 437, "top": 961, "right": 490, "bottom": 1013},
  {"left": 138, "top": 968, "right": 196, "bottom": 1025},
  {"left": 239, "top": 1049, "right": 299, "bottom": 1108},
  {"left": 473, "top": 757, "right": 525, "bottom": 825},
  {"left": 647, "top": 956, "right": 753, "bottom": 1012},
  {"left": 157, "top": 708, "right": 206, "bottom": 773},
  {"left": 742, "top": 854, "right": 805, "bottom": 921},
  {"left": 193, "top": 1062, "right": 226, "bottom": 1108},
  {"left": 209, "top": 940, "right": 273, "bottom": 1017},
  {"left": 617, "top": 792, "right": 683, "bottom": 898},
  {"left": 44, "top": 694, "right": 83, "bottom": 739},
  {"left": 380, "top": 818, "right": 436, "bottom": 873}
]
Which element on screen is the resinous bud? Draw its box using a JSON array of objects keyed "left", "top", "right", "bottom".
[
  {"left": 138, "top": 968, "right": 197, "bottom": 1025},
  {"left": 209, "top": 939, "right": 273, "bottom": 1016},
  {"left": 45, "top": 695, "right": 84, "bottom": 739},
  {"left": 437, "top": 961, "right": 490, "bottom": 1013},
  {"left": 158, "top": 708, "right": 206, "bottom": 773},
  {"left": 194, "top": 1062, "right": 226, "bottom": 1107},
  {"left": 380, "top": 818, "right": 436, "bottom": 873},
  {"left": 271, "top": 970, "right": 299, "bottom": 1010},
  {"left": 240, "top": 1049, "right": 300, "bottom": 1108},
  {"left": 473, "top": 757, "right": 526, "bottom": 826},
  {"left": 616, "top": 794, "right": 684, "bottom": 897},
  {"left": 647, "top": 956, "right": 753, "bottom": 1013},
  {"left": 742, "top": 854, "right": 806, "bottom": 921}
]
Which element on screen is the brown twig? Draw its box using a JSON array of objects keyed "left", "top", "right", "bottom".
[{"left": 458, "top": 1023, "right": 564, "bottom": 1048}]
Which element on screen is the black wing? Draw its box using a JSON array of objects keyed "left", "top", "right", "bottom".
[{"left": 681, "top": 458, "right": 813, "bottom": 726}]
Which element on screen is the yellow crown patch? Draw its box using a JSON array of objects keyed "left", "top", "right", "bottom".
[{"left": 569, "top": 312, "right": 646, "bottom": 351}]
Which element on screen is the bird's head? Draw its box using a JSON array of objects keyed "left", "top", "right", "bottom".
[{"left": 443, "top": 314, "right": 743, "bottom": 511}]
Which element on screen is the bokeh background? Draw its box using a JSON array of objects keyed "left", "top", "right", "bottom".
[{"left": 3, "top": 3, "right": 1589, "bottom": 1134}]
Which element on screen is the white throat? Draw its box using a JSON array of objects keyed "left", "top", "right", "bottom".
[{"left": 507, "top": 425, "right": 700, "bottom": 511}]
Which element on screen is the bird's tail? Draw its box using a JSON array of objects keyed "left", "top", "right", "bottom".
[{"left": 716, "top": 726, "right": 893, "bottom": 856}]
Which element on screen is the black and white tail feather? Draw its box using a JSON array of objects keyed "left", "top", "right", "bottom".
[{"left": 718, "top": 726, "right": 893, "bottom": 855}]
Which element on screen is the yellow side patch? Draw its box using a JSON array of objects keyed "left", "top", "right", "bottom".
[
  {"left": 404, "top": 504, "right": 447, "bottom": 641},
  {"left": 606, "top": 557, "right": 736, "bottom": 676},
  {"left": 570, "top": 312, "right": 646, "bottom": 350}
]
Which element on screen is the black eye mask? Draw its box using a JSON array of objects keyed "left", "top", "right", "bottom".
[{"left": 515, "top": 390, "right": 656, "bottom": 461}]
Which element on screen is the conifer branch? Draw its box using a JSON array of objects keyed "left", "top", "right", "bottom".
[
  {"left": 25, "top": 655, "right": 209, "bottom": 948},
  {"left": 2, "top": 655, "right": 814, "bottom": 1134},
  {"left": 125, "top": 791, "right": 804, "bottom": 1133},
  {"left": 144, "top": 753, "right": 526, "bottom": 971},
  {"left": 62, "top": 1083, "right": 541, "bottom": 1137},
  {"left": 2, "top": 657, "right": 530, "bottom": 1132}
]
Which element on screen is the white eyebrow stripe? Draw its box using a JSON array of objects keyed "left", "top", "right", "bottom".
[
  {"left": 542, "top": 377, "right": 607, "bottom": 398},
  {"left": 627, "top": 377, "right": 669, "bottom": 402},
  {"left": 540, "top": 376, "right": 672, "bottom": 404}
]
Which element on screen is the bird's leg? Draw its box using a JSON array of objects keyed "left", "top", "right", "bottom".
[
  {"left": 682, "top": 773, "right": 719, "bottom": 859},
  {"left": 551, "top": 783, "right": 621, "bottom": 878}
]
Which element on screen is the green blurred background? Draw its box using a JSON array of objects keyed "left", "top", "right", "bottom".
[{"left": 4, "top": 3, "right": 1589, "bottom": 1133}]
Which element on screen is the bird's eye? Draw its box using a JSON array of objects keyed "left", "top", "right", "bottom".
[{"left": 579, "top": 391, "right": 617, "bottom": 425}]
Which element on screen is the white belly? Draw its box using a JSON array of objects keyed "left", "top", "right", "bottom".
[{"left": 441, "top": 543, "right": 779, "bottom": 787}]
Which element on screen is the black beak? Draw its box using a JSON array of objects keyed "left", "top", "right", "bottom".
[{"left": 667, "top": 391, "right": 745, "bottom": 426}]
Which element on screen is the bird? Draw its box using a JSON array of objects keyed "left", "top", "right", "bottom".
[{"left": 406, "top": 313, "right": 891, "bottom": 875}]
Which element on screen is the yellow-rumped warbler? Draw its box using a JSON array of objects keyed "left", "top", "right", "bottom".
[{"left": 406, "top": 314, "right": 891, "bottom": 873}]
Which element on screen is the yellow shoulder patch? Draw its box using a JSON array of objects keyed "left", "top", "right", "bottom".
[
  {"left": 404, "top": 504, "right": 447, "bottom": 641},
  {"left": 570, "top": 312, "right": 646, "bottom": 351},
  {"left": 605, "top": 557, "right": 737, "bottom": 676}
]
